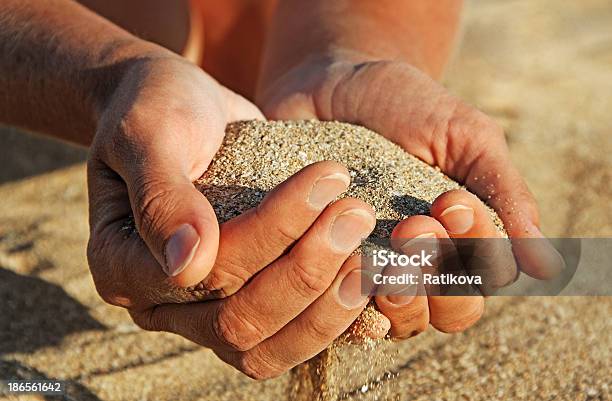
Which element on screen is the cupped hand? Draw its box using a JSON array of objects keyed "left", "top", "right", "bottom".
[
  {"left": 257, "top": 53, "right": 564, "bottom": 339},
  {"left": 87, "top": 55, "right": 378, "bottom": 379}
]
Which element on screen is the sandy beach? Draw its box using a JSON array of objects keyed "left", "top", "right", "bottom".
[{"left": 1, "top": 0, "right": 611, "bottom": 400}]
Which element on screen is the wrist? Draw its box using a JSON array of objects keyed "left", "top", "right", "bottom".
[
  {"left": 257, "top": 48, "right": 369, "bottom": 96},
  {"left": 88, "top": 40, "right": 179, "bottom": 124},
  {"left": 257, "top": 49, "right": 412, "bottom": 110},
  {"left": 261, "top": 0, "right": 462, "bottom": 87}
]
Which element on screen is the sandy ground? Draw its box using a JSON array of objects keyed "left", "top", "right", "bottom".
[{"left": 1, "top": 0, "right": 611, "bottom": 400}]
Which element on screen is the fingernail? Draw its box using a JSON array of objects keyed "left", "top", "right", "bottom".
[
  {"left": 308, "top": 173, "right": 351, "bottom": 209},
  {"left": 330, "top": 209, "right": 375, "bottom": 252},
  {"left": 515, "top": 223, "right": 566, "bottom": 279},
  {"left": 386, "top": 294, "right": 416, "bottom": 306},
  {"left": 164, "top": 224, "right": 200, "bottom": 277},
  {"left": 337, "top": 269, "right": 369, "bottom": 309},
  {"left": 439, "top": 205, "right": 474, "bottom": 234},
  {"left": 399, "top": 232, "right": 437, "bottom": 253}
]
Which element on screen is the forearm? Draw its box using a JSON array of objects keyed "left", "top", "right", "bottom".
[
  {"left": 0, "top": 0, "right": 170, "bottom": 145},
  {"left": 259, "top": 0, "right": 463, "bottom": 87}
]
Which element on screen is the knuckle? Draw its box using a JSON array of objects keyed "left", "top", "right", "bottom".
[
  {"left": 303, "top": 315, "right": 335, "bottom": 344},
  {"left": 98, "top": 116, "right": 140, "bottom": 168},
  {"left": 253, "top": 202, "right": 299, "bottom": 247},
  {"left": 438, "top": 104, "right": 506, "bottom": 171},
  {"left": 214, "top": 304, "right": 266, "bottom": 351},
  {"left": 288, "top": 252, "right": 331, "bottom": 298},
  {"left": 412, "top": 320, "right": 429, "bottom": 336},
  {"left": 405, "top": 303, "right": 430, "bottom": 326},
  {"left": 409, "top": 309, "right": 430, "bottom": 335},
  {"left": 389, "top": 300, "right": 430, "bottom": 339},
  {"left": 129, "top": 309, "right": 155, "bottom": 331},
  {"left": 490, "top": 184, "right": 538, "bottom": 219},
  {"left": 93, "top": 282, "right": 117, "bottom": 306},
  {"left": 446, "top": 104, "right": 496, "bottom": 139},
  {"left": 129, "top": 307, "right": 166, "bottom": 333},
  {"left": 398, "top": 323, "right": 428, "bottom": 340},
  {"left": 451, "top": 104, "right": 502, "bottom": 137},
  {"left": 238, "top": 351, "right": 284, "bottom": 381},
  {"left": 132, "top": 176, "right": 176, "bottom": 239},
  {"left": 93, "top": 280, "right": 133, "bottom": 308},
  {"left": 480, "top": 116, "right": 505, "bottom": 139},
  {"left": 201, "top": 265, "right": 250, "bottom": 298},
  {"left": 444, "top": 105, "right": 475, "bottom": 140},
  {"left": 500, "top": 184, "right": 535, "bottom": 204},
  {"left": 87, "top": 239, "right": 128, "bottom": 307},
  {"left": 356, "top": 60, "right": 416, "bottom": 83}
]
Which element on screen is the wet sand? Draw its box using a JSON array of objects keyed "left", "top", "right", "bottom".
[{"left": 1, "top": 0, "right": 611, "bottom": 400}]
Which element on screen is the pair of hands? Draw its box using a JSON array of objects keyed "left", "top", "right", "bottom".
[{"left": 87, "top": 52, "right": 552, "bottom": 379}]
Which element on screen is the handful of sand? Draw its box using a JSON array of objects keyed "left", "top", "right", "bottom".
[
  {"left": 196, "top": 120, "right": 503, "bottom": 336},
  {"left": 197, "top": 120, "right": 502, "bottom": 235},
  {"left": 196, "top": 120, "right": 504, "bottom": 400}
]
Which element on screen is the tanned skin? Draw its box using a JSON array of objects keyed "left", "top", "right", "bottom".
[{"left": 1, "top": 0, "right": 559, "bottom": 379}]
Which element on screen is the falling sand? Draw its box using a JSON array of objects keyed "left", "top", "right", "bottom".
[{"left": 195, "top": 120, "right": 503, "bottom": 400}]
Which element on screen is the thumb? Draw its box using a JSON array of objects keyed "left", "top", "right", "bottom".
[
  {"left": 125, "top": 164, "right": 219, "bottom": 288},
  {"left": 221, "top": 86, "right": 265, "bottom": 121},
  {"left": 467, "top": 145, "right": 564, "bottom": 280}
]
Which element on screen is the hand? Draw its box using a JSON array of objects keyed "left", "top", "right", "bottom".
[
  {"left": 257, "top": 54, "right": 564, "bottom": 339},
  {"left": 87, "top": 55, "right": 378, "bottom": 379}
]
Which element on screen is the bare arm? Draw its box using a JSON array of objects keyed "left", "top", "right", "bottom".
[
  {"left": 0, "top": 0, "right": 167, "bottom": 145},
  {"left": 1, "top": 1, "right": 388, "bottom": 380},
  {"left": 258, "top": 0, "right": 463, "bottom": 93}
]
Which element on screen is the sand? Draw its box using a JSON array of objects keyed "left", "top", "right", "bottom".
[
  {"left": 196, "top": 120, "right": 503, "bottom": 235},
  {"left": 196, "top": 120, "right": 503, "bottom": 234},
  {"left": 193, "top": 120, "right": 505, "bottom": 400},
  {"left": 0, "top": 1, "right": 610, "bottom": 400}
]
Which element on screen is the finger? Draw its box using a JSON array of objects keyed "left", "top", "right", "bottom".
[
  {"left": 87, "top": 158, "right": 206, "bottom": 309},
  {"left": 375, "top": 295, "right": 428, "bottom": 340},
  {"left": 466, "top": 145, "right": 540, "bottom": 235},
  {"left": 390, "top": 214, "right": 484, "bottom": 333},
  {"left": 199, "top": 161, "right": 351, "bottom": 296},
  {"left": 206, "top": 198, "right": 375, "bottom": 351},
  {"left": 431, "top": 189, "right": 504, "bottom": 238},
  {"left": 129, "top": 198, "right": 373, "bottom": 349},
  {"left": 428, "top": 294, "right": 484, "bottom": 333},
  {"left": 344, "top": 303, "right": 391, "bottom": 342},
  {"left": 87, "top": 157, "right": 139, "bottom": 307},
  {"left": 466, "top": 147, "right": 564, "bottom": 279},
  {"left": 222, "top": 255, "right": 371, "bottom": 380},
  {"left": 89, "top": 159, "right": 351, "bottom": 306},
  {"left": 96, "top": 120, "right": 222, "bottom": 288},
  {"left": 87, "top": 156, "right": 132, "bottom": 237},
  {"left": 98, "top": 77, "right": 264, "bottom": 287},
  {"left": 133, "top": 255, "right": 372, "bottom": 380},
  {"left": 124, "top": 161, "right": 219, "bottom": 287},
  {"left": 374, "top": 215, "right": 440, "bottom": 339},
  {"left": 431, "top": 189, "right": 518, "bottom": 293}
]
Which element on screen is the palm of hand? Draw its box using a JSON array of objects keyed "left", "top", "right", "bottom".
[{"left": 258, "top": 58, "right": 559, "bottom": 338}]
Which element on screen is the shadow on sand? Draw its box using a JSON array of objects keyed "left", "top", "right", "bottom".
[
  {"left": 0, "top": 268, "right": 105, "bottom": 400},
  {"left": 0, "top": 127, "right": 87, "bottom": 185}
]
